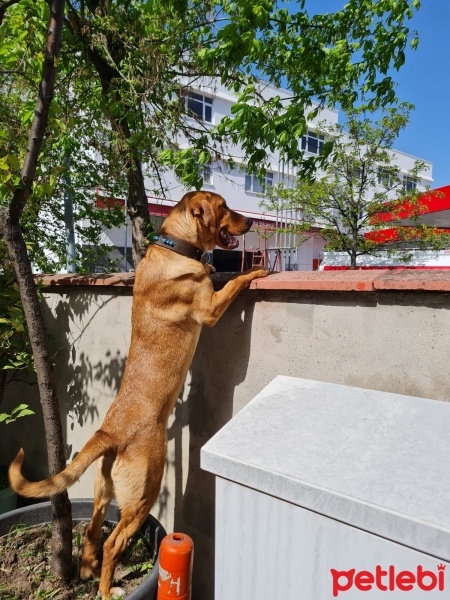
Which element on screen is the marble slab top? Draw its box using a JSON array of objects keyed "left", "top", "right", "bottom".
[{"left": 201, "top": 376, "right": 450, "bottom": 561}]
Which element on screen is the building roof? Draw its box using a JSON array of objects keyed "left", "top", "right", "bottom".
[{"left": 367, "top": 185, "right": 450, "bottom": 244}]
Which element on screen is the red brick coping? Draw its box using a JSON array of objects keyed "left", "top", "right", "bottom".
[
  {"left": 250, "top": 270, "right": 450, "bottom": 292},
  {"left": 37, "top": 270, "right": 450, "bottom": 292}
]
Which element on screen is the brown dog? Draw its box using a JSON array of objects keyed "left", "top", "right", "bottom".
[{"left": 9, "top": 190, "right": 268, "bottom": 599}]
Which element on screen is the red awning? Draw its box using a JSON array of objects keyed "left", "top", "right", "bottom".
[
  {"left": 370, "top": 185, "right": 450, "bottom": 226},
  {"left": 96, "top": 196, "right": 173, "bottom": 217},
  {"left": 366, "top": 226, "right": 450, "bottom": 244}
]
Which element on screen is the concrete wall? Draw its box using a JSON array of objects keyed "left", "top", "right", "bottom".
[{"left": 1, "top": 271, "right": 450, "bottom": 599}]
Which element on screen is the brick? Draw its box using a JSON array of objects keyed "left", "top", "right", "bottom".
[
  {"left": 250, "top": 271, "right": 377, "bottom": 292},
  {"left": 373, "top": 269, "right": 450, "bottom": 291}
]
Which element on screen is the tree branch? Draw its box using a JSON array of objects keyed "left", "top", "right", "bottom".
[
  {"left": 0, "top": 0, "right": 19, "bottom": 26},
  {"left": 9, "top": 0, "right": 65, "bottom": 223}
]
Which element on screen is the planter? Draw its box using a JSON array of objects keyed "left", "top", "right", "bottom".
[
  {"left": 0, "top": 498, "right": 166, "bottom": 600},
  {"left": 0, "top": 465, "right": 17, "bottom": 515}
]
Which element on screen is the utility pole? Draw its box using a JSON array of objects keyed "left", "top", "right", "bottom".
[{"left": 64, "top": 158, "right": 76, "bottom": 273}]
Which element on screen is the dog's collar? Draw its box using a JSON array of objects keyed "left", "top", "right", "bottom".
[{"left": 152, "top": 234, "right": 209, "bottom": 262}]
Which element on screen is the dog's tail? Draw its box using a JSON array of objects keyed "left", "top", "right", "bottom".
[{"left": 9, "top": 430, "right": 113, "bottom": 498}]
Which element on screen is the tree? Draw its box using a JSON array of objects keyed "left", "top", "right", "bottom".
[
  {"left": 0, "top": 0, "right": 127, "bottom": 274},
  {"left": 1, "top": 0, "right": 423, "bottom": 270},
  {"left": 60, "top": 0, "right": 422, "bottom": 267},
  {"left": 0, "top": 0, "right": 73, "bottom": 580},
  {"left": 262, "top": 104, "right": 448, "bottom": 269}
]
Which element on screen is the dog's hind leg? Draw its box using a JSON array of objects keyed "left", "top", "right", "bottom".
[
  {"left": 80, "top": 453, "right": 115, "bottom": 580},
  {"left": 99, "top": 440, "right": 166, "bottom": 599},
  {"left": 98, "top": 500, "right": 153, "bottom": 599}
]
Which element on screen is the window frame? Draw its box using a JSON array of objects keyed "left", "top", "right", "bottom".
[
  {"left": 301, "top": 130, "right": 325, "bottom": 155},
  {"left": 403, "top": 175, "right": 418, "bottom": 192},
  {"left": 202, "top": 164, "right": 213, "bottom": 185},
  {"left": 245, "top": 171, "right": 274, "bottom": 193},
  {"left": 378, "top": 168, "right": 393, "bottom": 188},
  {"left": 186, "top": 91, "right": 213, "bottom": 123}
]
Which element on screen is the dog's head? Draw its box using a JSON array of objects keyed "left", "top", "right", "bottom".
[{"left": 167, "top": 191, "right": 253, "bottom": 251}]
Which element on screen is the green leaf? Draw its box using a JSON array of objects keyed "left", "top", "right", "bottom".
[
  {"left": 14, "top": 409, "right": 35, "bottom": 419},
  {"left": 10, "top": 403, "right": 31, "bottom": 415},
  {"left": 8, "top": 155, "right": 20, "bottom": 170}
]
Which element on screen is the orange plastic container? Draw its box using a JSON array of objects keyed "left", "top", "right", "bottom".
[{"left": 157, "top": 533, "right": 194, "bottom": 599}]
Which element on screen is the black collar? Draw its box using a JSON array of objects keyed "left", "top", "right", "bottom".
[{"left": 152, "top": 234, "right": 207, "bottom": 262}]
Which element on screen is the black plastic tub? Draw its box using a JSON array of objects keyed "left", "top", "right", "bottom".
[{"left": 0, "top": 498, "right": 166, "bottom": 599}]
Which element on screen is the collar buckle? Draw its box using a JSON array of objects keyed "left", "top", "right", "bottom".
[{"left": 153, "top": 234, "right": 206, "bottom": 262}]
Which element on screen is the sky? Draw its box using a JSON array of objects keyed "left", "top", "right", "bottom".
[
  {"left": 390, "top": 0, "right": 450, "bottom": 189},
  {"left": 305, "top": 0, "right": 450, "bottom": 190}
]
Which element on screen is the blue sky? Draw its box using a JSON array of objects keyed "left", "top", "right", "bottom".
[
  {"left": 305, "top": 0, "right": 450, "bottom": 189},
  {"left": 392, "top": 0, "right": 450, "bottom": 189}
]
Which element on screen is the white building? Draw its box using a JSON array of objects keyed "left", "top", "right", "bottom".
[{"left": 94, "top": 79, "right": 433, "bottom": 273}]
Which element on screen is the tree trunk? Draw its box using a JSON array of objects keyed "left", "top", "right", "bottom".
[
  {"left": 66, "top": 9, "right": 151, "bottom": 269},
  {"left": 108, "top": 110, "right": 150, "bottom": 268},
  {"left": 0, "top": 215, "right": 73, "bottom": 579},
  {"left": 0, "top": 0, "right": 72, "bottom": 581},
  {"left": 0, "top": 370, "right": 6, "bottom": 408},
  {"left": 98, "top": 94, "right": 151, "bottom": 269},
  {"left": 127, "top": 156, "right": 151, "bottom": 268}
]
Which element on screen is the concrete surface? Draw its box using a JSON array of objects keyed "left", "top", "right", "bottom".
[{"left": 202, "top": 376, "right": 450, "bottom": 561}]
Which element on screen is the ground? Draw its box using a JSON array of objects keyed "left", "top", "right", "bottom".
[{"left": 0, "top": 520, "right": 154, "bottom": 599}]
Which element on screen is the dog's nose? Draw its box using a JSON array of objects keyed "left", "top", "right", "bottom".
[{"left": 246, "top": 218, "right": 253, "bottom": 228}]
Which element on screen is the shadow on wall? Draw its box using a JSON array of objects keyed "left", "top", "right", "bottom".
[
  {"left": 47, "top": 291, "right": 127, "bottom": 460},
  {"left": 176, "top": 295, "right": 258, "bottom": 600},
  {"left": 0, "top": 289, "right": 131, "bottom": 490},
  {"left": 0, "top": 283, "right": 258, "bottom": 598}
]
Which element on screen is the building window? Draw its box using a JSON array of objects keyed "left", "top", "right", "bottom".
[
  {"left": 202, "top": 164, "right": 212, "bottom": 185},
  {"left": 403, "top": 176, "right": 417, "bottom": 192},
  {"left": 378, "top": 168, "right": 403, "bottom": 188},
  {"left": 378, "top": 168, "right": 393, "bottom": 187},
  {"left": 245, "top": 171, "right": 274, "bottom": 193},
  {"left": 186, "top": 92, "right": 213, "bottom": 123},
  {"left": 348, "top": 165, "right": 363, "bottom": 182},
  {"left": 301, "top": 130, "right": 324, "bottom": 155}
]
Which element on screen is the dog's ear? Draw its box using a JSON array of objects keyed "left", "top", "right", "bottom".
[{"left": 190, "top": 195, "right": 216, "bottom": 233}]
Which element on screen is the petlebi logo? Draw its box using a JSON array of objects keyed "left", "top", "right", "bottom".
[{"left": 331, "top": 564, "right": 446, "bottom": 597}]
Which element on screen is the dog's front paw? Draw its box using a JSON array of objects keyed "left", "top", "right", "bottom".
[
  {"left": 250, "top": 267, "right": 269, "bottom": 278},
  {"left": 80, "top": 559, "right": 101, "bottom": 580}
]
